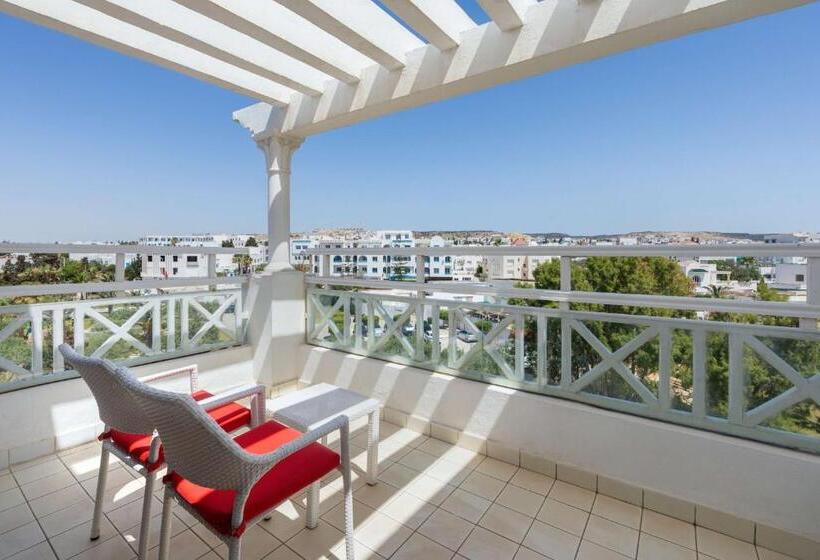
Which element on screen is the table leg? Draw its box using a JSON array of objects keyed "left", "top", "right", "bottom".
[
  {"left": 306, "top": 481, "right": 320, "bottom": 529},
  {"left": 367, "top": 409, "right": 379, "bottom": 485}
]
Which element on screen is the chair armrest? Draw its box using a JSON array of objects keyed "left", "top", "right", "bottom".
[
  {"left": 197, "top": 383, "right": 266, "bottom": 410},
  {"left": 140, "top": 364, "right": 199, "bottom": 392}
]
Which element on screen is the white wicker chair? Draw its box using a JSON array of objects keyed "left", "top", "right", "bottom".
[
  {"left": 115, "top": 361, "right": 355, "bottom": 560},
  {"left": 59, "top": 344, "right": 266, "bottom": 560}
]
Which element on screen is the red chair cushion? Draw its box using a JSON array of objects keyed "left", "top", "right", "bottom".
[
  {"left": 107, "top": 390, "right": 252, "bottom": 471},
  {"left": 166, "top": 420, "right": 340, "bottom": 537}
]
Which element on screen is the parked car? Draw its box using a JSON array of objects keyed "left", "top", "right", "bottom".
[{"left": 456, "top": 330, "right": 478, "bottom": 343}]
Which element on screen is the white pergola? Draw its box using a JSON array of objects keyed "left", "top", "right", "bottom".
[{"left": 1, "top": 0, "right": 813, "bottom": 267}]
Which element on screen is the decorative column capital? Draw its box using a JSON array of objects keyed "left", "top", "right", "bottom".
[{"left": 257, "top": 133, "right": 305, "bottom": 176}]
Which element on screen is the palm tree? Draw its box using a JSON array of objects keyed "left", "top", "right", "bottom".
[{"left": 708, "top": 285, "right": 726, "bottom": 298}]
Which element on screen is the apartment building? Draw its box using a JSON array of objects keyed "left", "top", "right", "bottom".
[
  {"left": 139, "top": 233, "right": 266, "bottom": 278},
  {"left": 309, "top": 230, "right": 419, "bottom": 279}
]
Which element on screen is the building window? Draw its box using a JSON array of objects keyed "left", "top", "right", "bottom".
[
  {"left": 434, "top": 268, "right": 440, "bottom": 274},
  {"left": 445, "top": 268, "right": 451, "bottom": 275},
  {"left": 187, "top": 256, "right": 198, "bottom": 263},
  {"left": 147, "top": 255, "right": 153, "bottom": 262},
  {"left": 172, "top": 268, "right": 178, "bottom": 275},
  {"left": 172, "top": 255, "right": 178, "bottom": 262},
  {"left": 796, "top": 274, "right": 805, "bottom": 282},
  {"left": 160, "top": 255, "right": 166, "bottom": 262}
]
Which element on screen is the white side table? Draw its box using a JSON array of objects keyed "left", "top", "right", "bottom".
[{"left": 265, "top": 383, "right": 381, "bottom": 486}]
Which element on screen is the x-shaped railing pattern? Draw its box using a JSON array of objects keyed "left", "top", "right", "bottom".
[
  {"left": 741, "top": 334, "right": 820, "bottom": 426},
  {"left": 0, "top": 312, "right": 33, "bottom": 377}
]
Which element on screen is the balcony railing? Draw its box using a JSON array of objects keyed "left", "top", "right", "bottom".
[
  {"left": 305, "top": 243, "right": 820, "bottom": 453},
  {"left": 0, "top": 243, "right": 250, "bottom": 392}
]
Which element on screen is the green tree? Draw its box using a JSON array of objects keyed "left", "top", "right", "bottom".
[
  {"left": 245, "top": 237, "right": 258, "bottom": 247},
  {"left": 221, "top": 239, "right": 235, "bottom": 248}
]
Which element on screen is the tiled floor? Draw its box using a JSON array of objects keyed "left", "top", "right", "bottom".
[{"left": 0, "top": 420, "right": 796, "bottom": 560}]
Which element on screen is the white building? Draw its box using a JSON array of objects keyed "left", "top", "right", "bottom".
[
  {"left": 681, "top": 260, "right": 718, "bottom": 289},
  {"left": 310, "top": 230, "right": 420, "bottom": 279},
  {"left": 772, "top": 262, "right": 807, "bottom": 290},
  {"left": 452, "top": 255, "right": 482, "bottom": 282},
  {"left": 139, "top": 233, "right": 266, "bottom": 278}
]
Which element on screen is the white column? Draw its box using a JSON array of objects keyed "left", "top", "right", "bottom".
[{"left": 258, "top": 134, "right": 304, "bottom": 271}]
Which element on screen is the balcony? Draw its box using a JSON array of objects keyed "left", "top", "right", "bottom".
[
  {"left": 2, "top": 1, "right": 820, "bottom": 559},
  {"left": 1, "top": 242, "right": 819, "bottom": 560}
]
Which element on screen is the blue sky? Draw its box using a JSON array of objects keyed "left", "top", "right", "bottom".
[{"left": 0, "top": 3, "right": 819, "bottom": 242}]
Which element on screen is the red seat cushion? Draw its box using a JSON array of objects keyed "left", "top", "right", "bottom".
[
  {"left": 166, "top": 420, "right": 340, "bottom": 537},
  {"left": 107, "top": 390, "right": 252, "bottom": 471}
]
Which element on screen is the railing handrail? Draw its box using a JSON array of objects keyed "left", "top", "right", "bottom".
[
  {"left": 304, "top": 242, "right": 820, "bottom": 258},
  {"left": 0, "top": 242, "right": 250, "bottom": 255},
  {"left": 0, "top": 276, "right": 248, "bottom": 300},
  {"left": 305, "top": 276, "right": 820, "bottom": 320}
]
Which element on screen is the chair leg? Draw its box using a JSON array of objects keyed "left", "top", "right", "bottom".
[
  {"left": 306, "top": 482, "right": 320, "bottom": 529},
  {"left": 341, "top": 444, "right": 355, "bottom": 559},
  {"left": 366, "top": 410, "right": 379, "bottom": 485},
  {"left": 158, "top": 486, "right": 174, "bottom": 560},
  {"left": 137, "top": 471, "right": 156, "bottom": 560},
  {"left": 228, "top": 538, "right": 242, "bottom": 560},
  {"left": 90, "top": 445, "right": 109, "bottom": 540}
]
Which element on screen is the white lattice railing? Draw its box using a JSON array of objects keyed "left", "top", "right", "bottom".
[
  {"left": 306, "top": 286, "right": 820, "bottom": 452},
  {"left": 0, "top": 243, "right": 250, "bottom": 392},
  {"left": 304, "top": 243, "right": 820, "bottom": 453},
  {"left": 0, "top": 289, "right": 245, "bottom": 392}
]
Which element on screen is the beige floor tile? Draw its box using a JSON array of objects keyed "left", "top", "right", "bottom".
[
  {"left": 496, "top": 484, "right": 544, "bottom": 517},
  {"left": 640, "top": 510, "right": 696, "bottom": 550},
  {"left": 577, "top": 540, "right": 631, "bottom": 559},
  {"left": 522, "top": 520, "right": 580, "bottom": 560},
  {"left": 637, "top": 533, "right": 696, "bottom": 560},
  {"left": 352, "top": 509, "right": 412, "bottom": 558},
  {"left": 458, "top": 526, "right": 518, "bottom": 560},
  {"left": 190, "top": 522, "right": 223, "bottom": 549},
  {"left": 20, "top": 471, "right": 76, "bottom": 502},
  {"left": 0, "top": 474, "right": 17, "bottom": 493},
  {"left": 404, "top": 474, "right": 455, "bottom": 506},
  {"left": 460, "top": 472, "right": 505, "bottom": 501},
  {"left": 10, "top": 456, "right": 54, "bottom": 473},
  {"left": 12, "top": 459, "right": 68, "bottom": 487},
  {"left": 0, "top": 488, "right": 26, "bottom": 514},
  {"left": 478, "top": 503, "right": 532, "bottom": 543},
  {"left": 213, "top": 525, "right": 280, "bottom": 560},
  {"left": 509, "top": 470, "right": 554, "bottom": 496},
  {"left": 755, "top": 547, "right": 800, "bottom": 560},
  {"left": 5, "top": 541, "right": 56, "bottom": 560},
  {"left": 592, "top": 495, "right": 641, "bottom": 530},
  {"left": 105, "top": 496, "right": 161, "bottom": 534},
  {"left": 392, "top": 533, "right": 454, "bottom": 560},
  {"left": 258, "top": 500, "right": 307, "bottom": 543},
  {"left": 548, "top": 481, "right": 596, "bottom": 512},
  {"left": 695, "top": 528, "right": 757, "bottom": 560},
  {"left": 262, "top": 545, "right": 303, "bottom": 560},
  {"left": 354, "top": 483, "right": 402, "bottom": 510},
  {"left": 475, "top": 458, "right": 516, "bottom": 482},
  {"left": 514, "top": 547, "right": 550, "bottom": 560},
  {"left": 536, "top": 498, "right": 589, "bottom": 537},
  {"left": 27, "top": 486, "right": 88, "bottom": 519},
  {"left": 440, "top": 489, "right": 491, "bottom": 524},
  {"left": 416, "top": 439, "right": 456, "bottom": 458},
  {"left": 0, "top": 504, "right": 34, "bottom": 536},
  {"left": 69, "top": 535, "right": 135, "bottom": 560},
  {"left": 48, "top": 517, "right": 118, "bottom": 560},
  {"left": 121, "top": 511, "right": 187, "bottom": 553},
  {"left": 287, "top": 521, "right": 348, "bottom": 560},
  {"left": 143, "top": 529, "right": 210, "bottom": 560},
  {"left": 38, "top": 498, "right": 94, "bottom": 538},
  {"left": 197, "top": 553, "right": 222, "bottom": 560},
  {"left": 419, "top": 508, "right": 475, "bottom": 551},
  {"left": 398, "top": 449, "right": 438, "bottom": 473},
  {"left": 424, "top": 458, "right": 473, "bottom": 486},
  {"left": 378, "top": 463, "right": 418, "bottom": 490},
  {"left": 322, "top": 499, "right": 376, "bottom": 533},
  {"left": 378, "top": 491, "right": 436, "bottom": 529},
  {"left": 584, "top": 515, "right": 639, "bottom": 558},
  {"left": 0, "top": 521, "right": 46, "bottom": 560},
  {"left": 329, "top": 538, "right": 384, "bottom": 560}
]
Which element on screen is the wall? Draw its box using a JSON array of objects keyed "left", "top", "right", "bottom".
[
  {"left": 0, "top": 345, "right": 253, "bottom": 469},
  {"left": 298, "top": 345, "right": 820, "bottom": 543}
]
